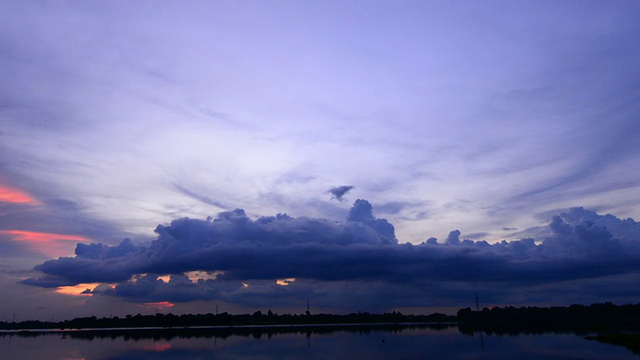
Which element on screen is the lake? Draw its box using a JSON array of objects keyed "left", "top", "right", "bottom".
[{"left": 1, "top": 325, "right": 637, "bottom": 359}]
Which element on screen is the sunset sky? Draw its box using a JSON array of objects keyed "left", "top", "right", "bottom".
[{"left": 1, "top": 1, "right": 639, "bottom": 321}]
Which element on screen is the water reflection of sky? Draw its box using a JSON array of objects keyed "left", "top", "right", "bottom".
[{"left": 1, "top": 327, "right": 637, "bottom": 360}]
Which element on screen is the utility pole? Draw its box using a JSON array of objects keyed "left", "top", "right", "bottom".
[{"left": 475, "top": 293, "right": 480, "bottom": 311}]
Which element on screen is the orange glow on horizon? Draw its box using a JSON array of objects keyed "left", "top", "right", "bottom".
[
  {"left": 276, "top": 278, "right": 296, "bottom": 286},
  {"left": 55, "top": 283, "right": 101, "bottom": 297},
  {"left": 0, "top": 185, "right": 38, "bottom": 204},
  {"left": 186, "top": 270, "right": 224, "bottom": 282},
  {"left": 1, "top": 230, "right": 90, "bottom": 257},
  {"left": 144, "top": 301, "right": 175, "bottom": 310}
]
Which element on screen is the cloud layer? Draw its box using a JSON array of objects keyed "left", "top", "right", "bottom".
[
  {"left": 2, "top": 1, "right": 638, "bottom": 250},
  {"left": 23, "top": 200, "right": 640, "bottom": 311}
]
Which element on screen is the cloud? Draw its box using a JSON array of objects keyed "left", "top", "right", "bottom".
[
  {"left": 444, "top": 230, "right": 461, "bottom": 245},
  {"left": 22, "top": 201, "right": 640, "bottom": 310},
  {"left": 0, "top": 185, "right": 125, "bottom": 260},
  {"left": 328, "top": 185, "right": 354, "bottom": 201},
  {"left": 2, "top": 1, "right": 638, "bottom": 288},
  {"left": 172, "top": 183, "right": 228, "bottom": 209},
  {"left": 0, "top": 184, "right": 104, "bottom": 259},
  {"left": 0, "top": 184, "right": 39, "bottom": 204},
  {"left": 0, "top": 192, "right": 122, "bottom": 258},
  {"left": 0, "top": 230, "right": 90, "bottom": 258}
]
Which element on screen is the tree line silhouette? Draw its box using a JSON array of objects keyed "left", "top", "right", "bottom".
[
  {"left": 0, "top": 310, "right": 451, "bottom": 330},
  {"left": 1, "top": 302, "right": 639, "bottom": 333},
  {"left": 456, "top": 302, "right": 640, "bottom": 335}
]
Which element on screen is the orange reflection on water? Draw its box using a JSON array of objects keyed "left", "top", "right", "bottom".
[{"left": 143, "top": 341, "right": 172, "bottom": 352}]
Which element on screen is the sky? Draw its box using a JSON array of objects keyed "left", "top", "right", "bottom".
[{"left": 1, "top": 1, "right": 639, "bottom": 321}]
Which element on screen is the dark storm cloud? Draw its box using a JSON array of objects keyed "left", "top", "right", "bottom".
[
  {"left": 328, "top": 185, "right": 354, "bottom": 201},
  {"left": 22, "top": 200, "right": 640, "bottom": 309}
]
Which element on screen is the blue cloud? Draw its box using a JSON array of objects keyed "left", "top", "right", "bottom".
[
  {"left": 22, "top": 201, "right": 640, "bottom": 310},
  {"left": 328, "top": 185, "right": 354, "bottom": 201}
]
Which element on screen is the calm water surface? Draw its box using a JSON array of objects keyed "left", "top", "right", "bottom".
[{"left": 1, "top": 325, "right": 637, "bottom": 359}]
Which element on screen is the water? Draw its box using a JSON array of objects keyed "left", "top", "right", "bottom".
[{"left": 1, "top": 325, "right": 637, "bottom": 359}]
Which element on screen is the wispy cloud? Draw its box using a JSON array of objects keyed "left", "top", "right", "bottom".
[
  {"left": 0, "top": 230, "right": 90, "bottom": 258},
  {"left": 172, "top": 183, "right": 228, "bottom": 210},
  {"left": 0, "top": 185, "right": 39, "bottom": 204}
]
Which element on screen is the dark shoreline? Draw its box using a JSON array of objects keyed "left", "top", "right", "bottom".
[
  {"left": 2, "top": 302, "right": 639, "bottom": 335},
  {"left": 0, "top": 321, "right": 453, "bottom": 334}
]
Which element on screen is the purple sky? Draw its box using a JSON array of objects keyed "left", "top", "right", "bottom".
[{"left": 1, "top": 1, "right": 639, "bottom": 321}]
